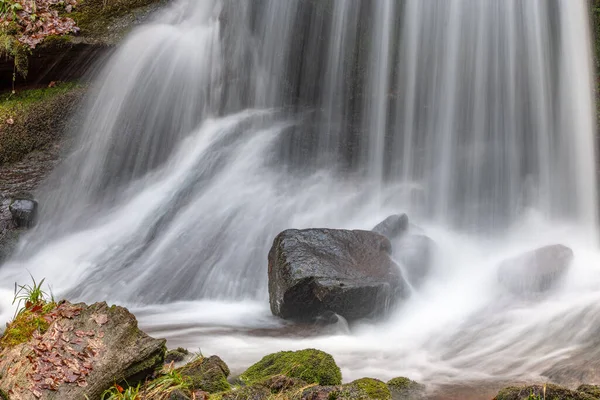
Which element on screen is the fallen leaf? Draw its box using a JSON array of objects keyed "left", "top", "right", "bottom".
[{"left": 91, "top": 314, "right": 108, "bottom": 326}]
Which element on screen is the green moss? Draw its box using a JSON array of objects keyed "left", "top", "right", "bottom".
[
  {"left": 68, "top": 0, "right": 163, "bottom": 38},
  {"left": 349, "top": 378, "right": 391, "bottom": 400},
  {"left": 577, "top": 385, "right": 600, "bottom": 398},
  {"left": 0, "top": 32, "right": 30, "bottom": 79},
  {"left": 123, "top": 340, "right": 166, "bottom": 380},
  {"left": 386, "top": 377, "right": 425, "bottom": 400},
  {"left": 179, "top": 355, "right": 231, "bottom": 393},
  {"left": 0, "top": 302, "right": 56, "bottom": 348},
  {"left": 0, "top": 82, "right": 86, "bottom": 164},
  {"left": 0, "top": 388, "right": 7, "bottom": 400},
  {"left": 494, "top": 384, "right": 596, "bottom": 400},
  {"left": 239, "top": 349, "right": 342, "bottom": 387},
  {"left": 218, "top": 385, "right": 271, "bottom": 400}
]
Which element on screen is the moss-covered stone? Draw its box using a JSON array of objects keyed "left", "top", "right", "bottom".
[
  {"left": 349, "top": 378, "right": 391, "bottom": 400},
  {"left": 239, "top": 349, "right": 342, "bottom": 387},
  {"left": 68, "top": 0, "right": 167, "bottom": 41},
  {"left": 387, "top": 377, "right": 425, "bottom": 400},
  {"left": 578, "top": 385, "right": 600, "bottom": 398},
  {"left": 179, "top": 355, "right": 231, "bottom": 393},
  {"left": 219, "top": 385, "right": 271, "bottom": 400},
  {"left": 494, "top": 384, "right": 596, "bottom": 400},
  {"left": 0, "top": 82, "right": 85, "bottom": 165}
]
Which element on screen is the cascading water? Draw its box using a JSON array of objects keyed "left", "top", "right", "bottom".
[{"left": 1, "top": 0, "right": 598, "bottom": 387}]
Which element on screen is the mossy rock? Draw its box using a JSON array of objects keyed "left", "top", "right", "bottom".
[
  {"left": 494, "top": 384, "right": 597, "bottom": 400},
  {"left": 578, "top": 385, "right": 600, "bottom": 398},
  {"left": 348, "top": 378, "right": 392, "bottom": 400},
  {"left": 219, "top": 385, "right": 271, "bottom": 400},
  {"left": 179, "top": 355, "right": 231, "bottom": 393},
  {"left": 165, "top": 347, "right": 190, "bottom": 364},
  {"left": 168, "top": 389, "right": 192, "bottom": 400},
  {"left": 0, "top": 82, "right": 86, "bottom": 165},
  {"left": 68, "top": 0, "right": 168, "bottom": 41},
  {"left": 239, "top": 349, "right": 342, "bottom": 386},
  {"left": 0, "top": 301, "right": 57, "bottom": 348},
  {"left": 387, "top": 377, "right": 425, "bottom": 400}
]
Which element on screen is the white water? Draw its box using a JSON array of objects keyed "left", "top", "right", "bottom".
[{"left": 0, "top": 0, "right": 598, "bottom": 388}]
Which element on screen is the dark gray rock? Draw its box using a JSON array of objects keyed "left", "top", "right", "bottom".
[
  {"left": 394, "top": 234, "right": 437, "bottom": 288},
  {"left": 497, "top": 244, "right": 574, "bottom": 295},
  {"left": 9, "top": 198, "right": 38, "bottom": 228},
  {"left": 268, "top": 228, "right": 407, "bottom": 321},
  {"left": 372, "top": 214, "right": 409, "bottom": 239}
]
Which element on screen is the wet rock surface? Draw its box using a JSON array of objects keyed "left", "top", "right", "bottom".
[
  {"left": 268, "top": 228, "right": 406, "bottom": 322},
  {"left": 372, "top": 214, "right": 409, "bottom": 239},
  {"left": 497, "top": 244, "right": 574, "bottom": 295},
  {"left": 393, "top": 233, "right": 437, "bottom": 288},
  {"left": 9, "top": 198, "right": 38, "bottom": 228}
]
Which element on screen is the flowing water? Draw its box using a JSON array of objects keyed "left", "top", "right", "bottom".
[{"left": 0, "top": 0, "right": 598, "bottom": 388}]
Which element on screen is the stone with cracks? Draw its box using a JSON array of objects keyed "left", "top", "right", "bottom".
[{"left": 0, "top": 301, "right": 166, "bottom": 399}]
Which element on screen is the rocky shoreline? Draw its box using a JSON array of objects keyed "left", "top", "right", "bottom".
[{"left": 0, "top": 297, "right": 599, "bottom": 400}]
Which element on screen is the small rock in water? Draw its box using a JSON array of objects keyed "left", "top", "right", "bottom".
[
  {"left": 165, "top": 347, "right": 190, "bottom": 364},
  {"left": 372, "top": 214, "right": 409, "bottom": 239},
  {"left": 9, "top": 198, "right": 38, "bottom": 228},
  {"left": 268, "top": 228, "right": 407, "bottom": 322},
  {"left": 497, "top": 244, "right": 574, "bottom": 295},
  {"left": 394, "top": 234, "right": 437, "bottom": 288}
]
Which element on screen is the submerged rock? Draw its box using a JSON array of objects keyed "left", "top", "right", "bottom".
[
  {"left": 494, "top": 383, "right": 595, "bottom": 400},
  {"left": 497, "top": 244, "right": 574, "bottom": 295},
  {"left": 372, "top": 214, "right": 409, "bottom": 239},
  {"left": 268, "top": 228, "right": 406, "bottom": 321},
  {"left": 9, "top": 198, "right": 38, "bottom": 228},
  {"left": 0, "top": 301, "right": 166, "bottom": 399},
  {"left": 394, "top": 234, "right": 437, "bottom": 288},
  {"left": 239, "top": 349, "right": 342, "bottom": 386},
  {"left": 178, "top": 355, "right": 230, "bottom": 393}
]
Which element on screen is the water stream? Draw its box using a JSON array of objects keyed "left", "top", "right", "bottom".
[{"left": 0, "top": 0, "right": 598, "bottom": 386}]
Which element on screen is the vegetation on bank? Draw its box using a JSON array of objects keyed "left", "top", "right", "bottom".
[
  {"left": 0, "top": 0, "right": 79, "bottom": 85},
  {"left": 0, "top": 276, "right": 55, "bottom": 348},
  {"left": 0, "top": 81, "right": 85, "bottom": 164}
]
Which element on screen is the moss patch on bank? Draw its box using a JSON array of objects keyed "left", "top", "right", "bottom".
[
  {"left": 0, "top": 82, "right": 86, "bottom": 164},
  {"left": 69, "top": 0, "right": 167, "bottom": 40},
  {"left": 0, "top": 301, "right": 57, "bottom": 348}
]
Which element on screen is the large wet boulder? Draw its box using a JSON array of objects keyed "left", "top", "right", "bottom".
[
  {"left": 268, "top": 229, "right": 406, "bottom": 321},
  {"left": 372, "top": 214, "right": 409, "bottom": 239},
  {"left": 0, "top": 301, "right": 166, "bottom": 399},
  {"left": 497, "top": 244, "right": 574, "bottom": 295},
  {"left": 239, "top": 349, "right": 342, "bottom": 386}
]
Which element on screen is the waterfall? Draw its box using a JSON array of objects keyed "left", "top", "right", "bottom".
[{"left": 0, "top": 0, "right": 598, "bottom": 385}]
